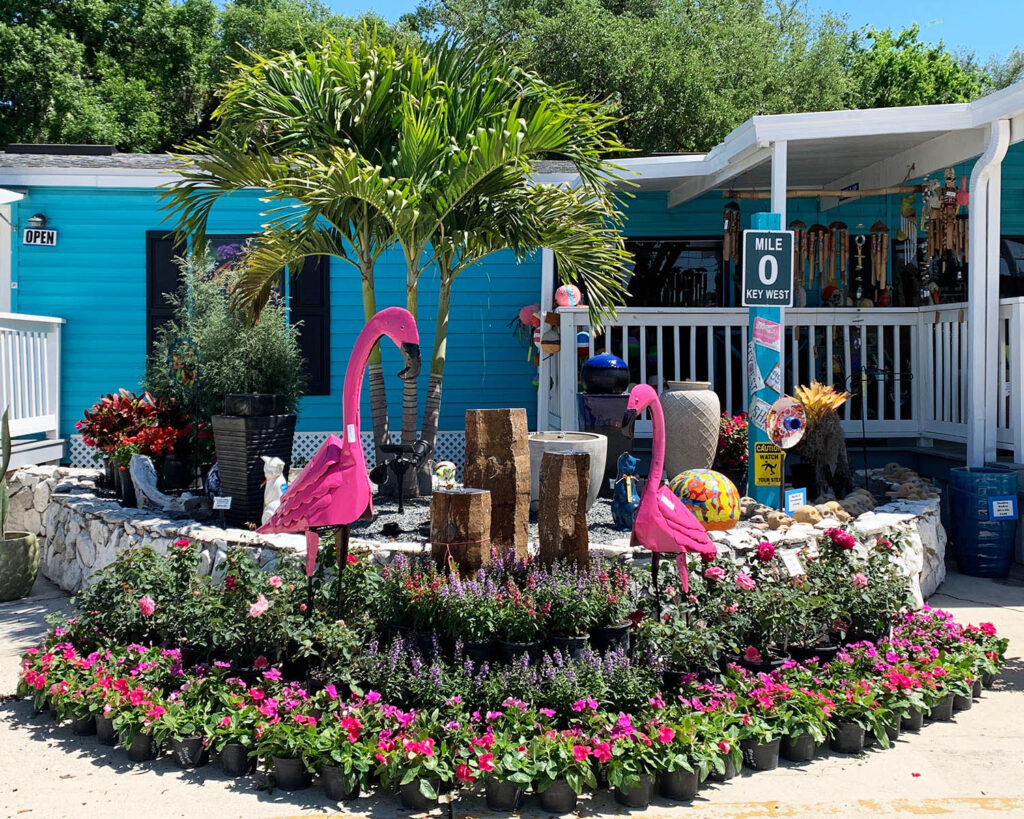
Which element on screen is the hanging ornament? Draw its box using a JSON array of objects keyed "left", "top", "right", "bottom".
[
  {"left": 828, "top": 221, "right": 848, "bottom": 289},
  {"left": 555, "top": 284, "right": 583, "bottom": 307},
  {"left": 789, "top": 220, "right": 807, "bottom": 289},
  {"left": 723, "top": 201, "right": 742, "bottom": 264}
]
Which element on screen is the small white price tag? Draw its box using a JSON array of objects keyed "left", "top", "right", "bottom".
[
  {"left": 988, "top": 496, "right": 1019, "bottom": 520},
  {"left": 347, "top": 423, "right": 356, "bottom": 443},
  {"left": 780, "top": 549, "right": 805, "bottom": 576},
  {"left": 212, "top": 496, "right": 233, "bottom": 510}
]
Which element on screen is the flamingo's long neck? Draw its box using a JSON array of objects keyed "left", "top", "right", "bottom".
[
  {"left": 341, "top": 323, "right": 385, "bottom": 451},
  {"left": 645, "top": 396, "right": 667, "bottom": 494}
]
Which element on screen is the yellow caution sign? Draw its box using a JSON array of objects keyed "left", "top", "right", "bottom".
[{"left": 754, "top": 441, "right": 782, "bottom": 486}]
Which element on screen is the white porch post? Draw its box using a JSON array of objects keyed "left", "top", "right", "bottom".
[
  {"left": 0, "top": 206, "right": 11, "bottom": 313},
  {"left": 967, "top": 120, "right": 1010, "bottom": 467},
  {"left": 537, "top": 248, "right": 555, "bottom": 431},
  {"left": 772, "top": 140, "right": 788, "bottom": 386}
]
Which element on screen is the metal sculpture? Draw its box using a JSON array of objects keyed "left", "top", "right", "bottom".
[{"left": 258, "top": 307, "right": 420, "bottom": 614}]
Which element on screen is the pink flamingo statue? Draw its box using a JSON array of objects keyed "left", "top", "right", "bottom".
[
  {"left": 623, "top": 384, "right": 717, "bottom": 610},
  {"left": 258, "top": 307, "right": 420, "bottom": 614}
]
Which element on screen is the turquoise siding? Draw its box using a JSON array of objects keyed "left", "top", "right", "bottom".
[
  {"left": 10, "top": 187, "right": 540, "bottom": 436},
  {"left": 10, "top": 141, "right": 1024, "bottom": 440}
]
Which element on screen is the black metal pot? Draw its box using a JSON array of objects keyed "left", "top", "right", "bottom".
[
  {"left": 485, "top": 779, "right": 525, "bottom": 811},
  {"left": 659, "top": 768, "right": 699, "bottom": 802},
  {"left": 590, "top": 623, "right": 630, "bottom": 654},
  {"left": 829, "top": 722, "right": 865, "bottom": 754},
  {"left": 171, "top": 735, "right": 208, "bottom": 769},
  {"left": 220, "top": 742, "right": 255, "bottom": 777},
  {"left": 539, "top": 779, "right": 578, "bottom": 813},
  {"left": 741, "top": 737, "right": 780, "bottom": 771},
  {"left": 550, "top": 634, "right": 589, "bottom": 661},
  {"left": 781, "top": 733, "right": 816, "bottom": 763},
  {"left": 272, "top": 756, "right": 311, "bottom": 791},
  {"left": 321, "top": 764, "right": 360, "bottom": 801}
]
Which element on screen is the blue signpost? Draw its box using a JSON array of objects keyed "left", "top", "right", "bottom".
[{"left": 744, "top": 212, "right": 793, "bottom": 508}]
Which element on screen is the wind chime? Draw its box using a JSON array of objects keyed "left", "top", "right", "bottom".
[
  {"left": 925, "top": 167, "right": 969, "bottom": 261},
  {"left": 828, "top": 221, "right": 848, "bottom": 290},
  {"left": 723, "top": 201, "right": 742, "bottom": 265},
  {"left": 806, "top": 224, "right": 831, "bottom": 291},
  {"left": 869, "top": 222, "right": 889, "bottom": 296}
]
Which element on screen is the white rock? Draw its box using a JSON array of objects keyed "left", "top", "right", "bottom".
[
  {"left": 32, "top": 482, "right": 50, "bottom": 513},
  {"left": 76, "top": 531, "right": 97, "bottom": 567},
  {"left": 22, "top": 507, "right": 41, "bottom": 534}
]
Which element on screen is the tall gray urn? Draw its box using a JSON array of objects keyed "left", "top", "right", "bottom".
[{"left": 660, "top": 381, "right": 720, "bottom": 480}]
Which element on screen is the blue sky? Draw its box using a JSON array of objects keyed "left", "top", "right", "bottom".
[{"left": 333, "top": 0, "right": 1020, "bottom": 61}]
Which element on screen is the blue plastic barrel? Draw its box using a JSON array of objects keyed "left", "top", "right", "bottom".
[{"left": 949, "top": 466, "right": 1019, "bottom": 578}]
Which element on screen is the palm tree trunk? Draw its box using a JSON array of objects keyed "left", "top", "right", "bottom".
[
  {"left": 361, "top": 273, "right": 390, "bottom": 465},
  {"left": 400, "top": 276, "right": 421, "bottom": 496},
  {"left": 417, "top": 274, "right": 452, "bottom": 493}
]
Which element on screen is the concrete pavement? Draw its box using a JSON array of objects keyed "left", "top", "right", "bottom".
[{"left": 1, "top": 571, "right": 1022, "bottom": 819}]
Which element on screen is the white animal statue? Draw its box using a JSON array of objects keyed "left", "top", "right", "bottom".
[
  {"left": 261, "top": 456, "right": 288, "bottom": 525},
  {"left": 129, "top": 454, "right": 187, "bottom": 512},
  {"left": 432, "top": 460, "right": 459, "bottom": 490}
]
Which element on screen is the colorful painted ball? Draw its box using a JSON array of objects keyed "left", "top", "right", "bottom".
[
  {"left": 668, "top": 469, "right": 740, "bottom": 531},
  {"left": 519, "top": 303, "right": 541, "bottom": 327},
  {"left": 434, "top": 461, "right": 457, "bottom": 485},
  {"left": 555, "top": 284, "right": 582, "bottom": 307}
]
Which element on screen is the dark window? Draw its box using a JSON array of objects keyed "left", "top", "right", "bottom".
[
  {"left": 1000, "top": 237, "right": 1024, "bottom": 298},
  {"left": 145, "top": 233, "right": 331, "bottom": 396},
  {"left": 624, "top": 238, "right": 724, "bottom": 308}
]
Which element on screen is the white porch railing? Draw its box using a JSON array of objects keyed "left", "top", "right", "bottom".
[
  {"left": 1, "top": 311, "right": 64, "bottom": 449},
  {"left": 549, "top": 298, "right": 1024, "bottom": 462}
]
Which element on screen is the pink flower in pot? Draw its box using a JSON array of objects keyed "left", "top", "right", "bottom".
[
  {"left": 743, "top": 646, "right": 763, "bottom": 663},
  {"left": 138, "top": 596, "right": 156, "bottom": 617}
]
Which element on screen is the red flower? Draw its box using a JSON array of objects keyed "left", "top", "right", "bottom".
[
  {"left": 477, "top": 753, "right": 495, "bottom": 772},
  {"left": 456, "top": 763, "right": 475, "bottom": 783},
  {"left": 346, "top": 554, "right": 358, "bottom": 565},
  {"left": 572, "top": 744, "right": 591, "bottom": 761},
  {"left": 592, "top": 742, "right": 612, "bottom": 763}
]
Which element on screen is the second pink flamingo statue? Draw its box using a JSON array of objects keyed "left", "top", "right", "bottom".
[
  {"left": 259, "top": 307, "right": 420, "bottom": 613},
  {"left": 623, "top": 384, "right": 717, "bottom": 602}
]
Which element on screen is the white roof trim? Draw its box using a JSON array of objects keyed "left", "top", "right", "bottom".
[{"left": 0, "top": 187, "right": 25, "bottom": 205}]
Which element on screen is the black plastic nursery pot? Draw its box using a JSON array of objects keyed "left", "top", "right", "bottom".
[
  {"left": 741, "top": 737, "right": 781, "bottom": 771},
  {"left": 485, "top": 779, "right": 525, "bottom": 812},
  {"left": 399, "top": 778, "right": 440, "bottom": 810},
  {"left": 95, "top": 715, "right": 117, "bottom": 746},
  {"left": 723, "top": 651, "right": 790, "bottom": 675},
  {"left": 126, "top": 732, "right": 159, "bottom": 763},
  {"left": 658, "top": 768, "right": 699, "bottom": 802},
  {"left": 982, "top": 672, "right": 996, "bottom": 688},
  {"left": 788, "top": 643, "right": 840, "bottom": 665},
  {"left": 710, "top": 753, "right": 737, "bottom": 782},
  {"left": 781, "top": 733, "right": 816, "bottom": 763},
  {"left": 901, "top": 708, "right": 924, "bottom": 732},
  {"left": 539, "top": 779, "right": 578, "bottom": 813},
  {"left": 829, "top": 722, "right": 865, "bottom": 754},
  {"left": 550, "top": 634, "right": 589, "bottom": 661},
  {"left": 885, "top": 721, "right": 901, "bottom": 744},
  {"left": 171, "top": 736, "right": 209, "bottom": 769},
  {"left": 272, "top": 756, "right": 311, "bottom": 791},
  {"left": 71, "top": 715, "right": 96, "bottom": 736},
  {"left": 973, "top": 679, "right": 983, "bottom": 698},
  {"left": 927, "top": 694, "right": 955, "bottom": 722},
  {"left": 220, "top": 743, "right": 256, "bottom": 777},
  {"left": 497, "top": 639, "right": 543, "bottom": 665},
  {"left": 590, "top": 623, "right": 630, "bottom": 654},
  {"left": 463, "top": 639, "right": 494, "bottom": 667},
  {"left": 321, "top": 764, "right": 361, "bottom": 801},
  {"left": 613, "top": 774, "right": 653, "bottom": 809},
  {"left": 953, "top": 693, "right": 973, "bottom": 712}
]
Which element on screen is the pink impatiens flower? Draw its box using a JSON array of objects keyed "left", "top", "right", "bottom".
[
  {"left": 718, "top": 740, "right": 732, "bottom": 754},
  {"left": 248, "top": 594, "right": 270, "bottom": 618},
  {"left": 138, "top": 596, "right": 156, "bottom": 617}
]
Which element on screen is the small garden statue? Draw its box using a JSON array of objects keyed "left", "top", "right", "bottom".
[
  {"left": 261, "top": 456, "right": 287, "bottom": 525},
  {"left": 129, "top": 454, "right": 187, "bottom": 513},
  {"left": 611, "top": 452, "right": 641, "bottom": 531},
  {"left": 432, "top": 460, "right": 458, "bottom": 491}
]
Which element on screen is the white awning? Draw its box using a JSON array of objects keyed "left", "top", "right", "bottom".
[{"left": 0, "top": 187, "right": 24, "bottom": 205}]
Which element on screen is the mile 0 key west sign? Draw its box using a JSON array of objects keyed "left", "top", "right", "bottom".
[{"left": 742, "top": 229, "right": 794, "bottom": 307}]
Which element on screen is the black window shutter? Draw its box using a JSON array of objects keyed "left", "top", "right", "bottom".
[
  {"left": 146, "top": 231, "right": 185, "bottom": 357},
  {"left": 289, "top": 256, "right": 331, "bottom": 396}
]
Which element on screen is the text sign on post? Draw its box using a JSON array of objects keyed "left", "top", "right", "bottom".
[{"left": 742, "top": 230, "right": 794, "bottom": 307}]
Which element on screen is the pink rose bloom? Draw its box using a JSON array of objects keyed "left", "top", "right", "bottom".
[
  {"left": 734, "top": 573, "right": 756, "bottom": 591},
  {"left": 138, "top": 596, "right": 156, "bottom": 617},
  {"left": 852, "top": 573, "right": 869, "bottom": 588},
  {"left": 268, "top": 576, "right": 283, "bottom": 589},
  {"left": 756, "top": 541, "right": 775, "bottom": 562},
  {"left": 705, "top": 566, "right": 726, "bottom": 582},
  {"left": 248, "top": 594, "right": 270, "bottom": 618},
  {"left": 743, "top": 646, "right": 763, "bottom": 663}
]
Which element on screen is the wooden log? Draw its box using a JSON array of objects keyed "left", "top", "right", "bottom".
[
  {"left": 463, "top": 408, "right": 530, "bottom": 558},
  {"left": 537, "top": 451, "right": 590, "bottom": 568},
  {"left": 430, "top": 488, "right": 491, "bottom": 574}
]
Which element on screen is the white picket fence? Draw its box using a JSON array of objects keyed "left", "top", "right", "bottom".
[
  {"left": 547, "top": 298, "right": 1024, "bottom": 461},
  {"left": 1, "top": 312, "right": 64, "bottom": 463}
]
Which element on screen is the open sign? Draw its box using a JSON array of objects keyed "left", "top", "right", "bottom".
[{"left": 23, "top": 228, "right": 58, "bottom": 246}]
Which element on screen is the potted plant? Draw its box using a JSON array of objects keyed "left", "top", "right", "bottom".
[
  {"left": 151, "top": 695, "right": 211, "bottom": 769},
  {"left": 379, "top": 734, "right": 453, "bottom": 811},
  {"left": 254, "top": 706, "right": 318, "bottom": 790},
  {"left": 478, "top": 732, "right": 532, "bottom": 812},
  {"left": 713, "top": 412, "right": 749, "bottom": 493},
  {"left": 0, "top": 409, "right": 40, "bottom": 602},
  {"left": 542, "top": 566, "right": 593, "bottom": 659},
  {"left": 308, "top": 701, "right": 373, "bottom": 801},
  {"left": 529, "top": 726, "right": 598, "bottom": 813},
  {"left": 587, "top": 564, "right": 635, "bottom": 653},
  {"left": 494, "top": 580, "right": 543, "bottom": 664},
  {"left": 439, "top": 575, "right": 495, "bottom": 665},
  {"left": 111, "top": 688, "right": 164, "bottom": 763}
]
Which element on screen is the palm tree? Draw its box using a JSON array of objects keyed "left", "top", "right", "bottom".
[{"left": 162, "top": 32, "right": 410, "bottom": 460}]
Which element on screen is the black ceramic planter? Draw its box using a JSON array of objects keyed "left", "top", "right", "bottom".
[
  {"left": 272, "top": 756, "right": 311, "bottom": 791},
  {"left": 321, "top": 764, "right": 360, "bottom": 801},
  {"left": 498, "top": 639, "right": 542, "bottom": 665},
  {"left": 118, "top": 469, "right": 137, "bottom": 508},
  {"left": 659, "top": 768, "right": 699, "bottom": 802},
  {"left": 220, "top": 743, "right": 256, "bottom": 776},
  {"left": 96, "top": 715, "right": 117, "bottom": 746},
  {"left": 126, "top": 732, "right": 158, "bottom": 763},
  {"left": 223, "top": 393, "right": 287, "bottom": 416},
  {"left": 485, "top": 779, "right": 525, "bottom": 811},
  {"left": 927, "top": 694, "right": 955, "bottom": 722},
  {"left": 953, "top": 693, "right": 973, "bottom": 712},
  {"left": 211, "top": 410, "right": 295, "bottom": 527},
  {"left": 399, "top": 779, "right": 440, "bottom": 811},
  {"left": 539, "top": 779, "right": 578, "bottom": 813},
  {"left": 550, "top": 634, "right": 589, "bottom": 661},
  {"left": 590, "top": 623, "right": 630, "bottom": 654},
  {"left": 613, "top": 774, "right": 653, "bottom": 809},
  {"left": 781, "top": 733, "right": 816, "bottom": 763},
  {"left": 171, "top": 736, "right": 208, "bottom": 769},
  {"left": 741, "top": 737, "right": 781, "bottom": 771},
  {"left": 830, "top": 722, "right": 865, "bottom": 754},
  {"left": 159, "top": 453, "right": 192, "bottom": 491},
  {"left": 710, "top": 753, "right": 737, "bottom": 782},
  {"left": 901, "top": 708, "right": 924, "bottom": 732},
  {"left": 71, "top": 715, "right": 96, "bottom": 736}
]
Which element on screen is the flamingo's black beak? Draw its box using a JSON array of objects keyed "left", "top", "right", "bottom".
[
  {"left": 622, "top": 408, "right": 638, "bottom": 427},
  {"left": 398, "top": 343, "right": 421, "bottom": 380}
]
